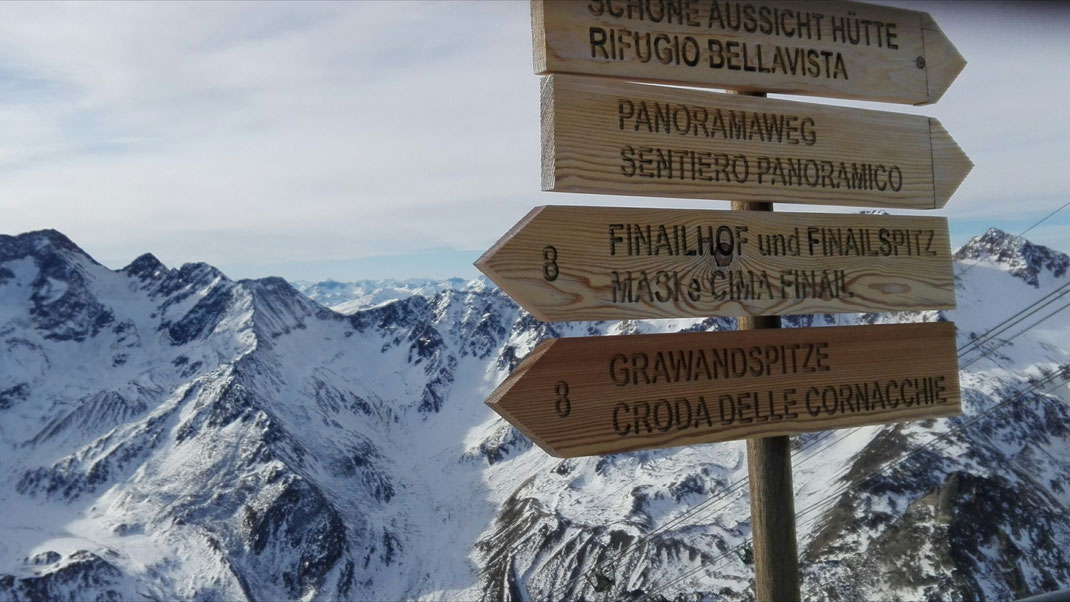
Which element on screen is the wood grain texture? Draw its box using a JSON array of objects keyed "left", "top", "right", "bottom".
[
  {"left": 731, "top": 195, "right": 801, "bottom": 602},
  {"left": 921, "top": 12, "right": 966, "bottom": 104},
  {"left": 542, "top": 74, "right": 972, "bottom": 209},
  {"left": 475, "top": 205, "right": 955, "bottom": 322},
  {"left": 485, "top": 322, "right": 961, "bottom": 458},
  {"left": 748, "top": 434, "right": 801, "bottom": 601},
  {"left": 532, "top": 0, "right": 966, "bottom": 105}
]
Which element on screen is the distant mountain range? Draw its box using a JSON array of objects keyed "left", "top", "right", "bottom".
[
  {"left": 292, "top": 278, "right": 474, "bottom": 314},
  {"left": 0, "top": 227, "right": 1068, "bottom": 600}
]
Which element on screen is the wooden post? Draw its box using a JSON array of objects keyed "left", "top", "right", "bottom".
[
  {"left": 731, "top": 90, "right": 801, "bottom": 602},
  {"left": 734, "top": 205, "right": 801, "bottom": 602}
]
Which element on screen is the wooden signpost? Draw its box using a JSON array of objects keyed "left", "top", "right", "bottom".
[
  {"left": 542, "top": 74, "right": 972, "bottom": 209},
  {"left": 532, "top": 0, "right": 965, "bottom": 105},
  {"left": 486, "top": 322, "right": 960, "bottom": 458},
  {"left": 476, "top": 205, "right": 955, "bottom": 321},
  {"left": 481, "top": 1, "right": 970, "bottom": 599}
]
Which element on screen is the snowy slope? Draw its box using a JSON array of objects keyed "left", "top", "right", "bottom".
[
  {"left": 0, "top": 227, "right": 1068, "bottom": 601},
  {"left": 292, "top": 278, "right": 470, "bottom": 314}
]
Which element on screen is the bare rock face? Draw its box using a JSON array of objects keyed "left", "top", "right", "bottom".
[
  {"left": 954, "top": 227, "right": 1069, "bottom": 287},
  {"left": 1, "top": 550, "right": 130, "bottom": 602}
]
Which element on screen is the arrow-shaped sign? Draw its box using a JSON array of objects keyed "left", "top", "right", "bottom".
[
  {"left": 476, "top": 205, "right": 955, "bottom": 322},
  {"left": 486, "top": 322, "right": 960, "bottom": 458},
  {"left": 542, "top": 74, "right": 972, "bottom": 209},
  {"left": 533, "top": 0, "right": 965, "bottom": 106}
]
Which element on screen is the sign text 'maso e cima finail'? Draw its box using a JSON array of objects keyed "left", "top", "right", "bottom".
[{"left": 476, "top": 205, "right": 955, "bottom": 321}]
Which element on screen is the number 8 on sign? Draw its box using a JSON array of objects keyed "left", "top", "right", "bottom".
[
  {"left": 554, "top": 380, "right": 570, "bottom": 418},
  {"left": 542, "top": 245, "right": 558, "bottom": 281}
]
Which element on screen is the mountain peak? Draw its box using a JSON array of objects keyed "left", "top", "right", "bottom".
[
  {"left": 0, "top": 229, "right": 95, "bottom": 265},
  {"left": 955, "top": 228, "right": 1069, "bottom": 287},
  {"left": 242, "top": 275, "right": 312, "bottom": 306},
  {"left": 121, "top": 253, "right": 167, "bottom": 281},
  {"left": 175, "top": 262, "right": 227, "bottom": 285}
]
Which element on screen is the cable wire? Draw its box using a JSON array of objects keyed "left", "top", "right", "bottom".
[
  {"left": 957, "top": 280, "right": 1070, "bottom": 359},
  {"left": 960, "top": 298, "right": 1070, "bottom": 370},
  {"left": 466, "top": 276, "right": 1070, "bottom": 601},
  {"left": 639, "top": 368, "right": 1070, "bottom": 600},
  {"left": 955, "top": 199, "right": 1070, "bottom": 279}
]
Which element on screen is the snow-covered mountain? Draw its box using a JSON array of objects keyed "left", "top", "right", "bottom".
[
  {"left": 0, "top": 227, "right": 1068, "bottom": 601},
  {"left": 292, "top": 278, "right": 471, "bottom": 314}
]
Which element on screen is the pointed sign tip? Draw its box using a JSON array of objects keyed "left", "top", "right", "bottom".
[
  {"left": 472, "top": 252, "right": 503, "bottom": 293},
  {"left": 474, "top": 206, "right": 558, "bottom": 322},
  {"left": 922, "top": 13, "right": 966, "bottom": 105},
  {"left": 483, "top": 338, "right": 566, "bottom": 457},
  {"left": 484, "top": 338, "right": 559, "bottom": 410},
  {"left": 930, "top": 118, "right": 972, "bottom": 208},
  {"left": 477, "top": 209, "right": 535, "bottom": 277}
]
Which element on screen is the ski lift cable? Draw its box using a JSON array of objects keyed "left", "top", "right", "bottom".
[
  {"left": 800, "top": 295, "right": 1070, "bottom": 479},
  {"left": 960, "top": 299, "right": 1070, "bottom": 370},
  {"left": 955, "top": 199, "right": 1070, "bottom": 279},
  {"left": 640, "top": 369, "right": 1070, "bottom": 600},
  {"left": 580, "top": 285, "right": 1070, "bottom": 595},
  {"left": 480, "top": 286, "right": 1070, "bottom": 600},
  {"left": 549, "top": 316, "right": 1069, "bottom": 600},
  {"left": 957, "top": 280, "right": 1070, "bottom": 359},
  {"left": 615, "top": 313, "right": 1070, "bottom": 600},
  {"left": 799, "top": 286, "right": 1070, "bottom": 472},
  {"left": 571, "top": 334, "right": 1068, "bottom": 599},
  {"left": 543, "top": 473, "right": 753, "bottom": 600},
  {"left": 958, "top": 283, "right": 1070, "bottom": 362}
]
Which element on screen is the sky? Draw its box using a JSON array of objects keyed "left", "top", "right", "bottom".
[{"left": 0, "top": 1, "right": 1068, "bottom": 282}]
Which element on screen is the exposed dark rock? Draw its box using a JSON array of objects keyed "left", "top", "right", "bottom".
[
  {"left": 955, "top": 228, "right": 1070, "bottom": 287},
  {"left": 121, "top": 253, "right": 166, "bottom": 281},
  {"left": 0, "top": 550, "right": 126, "bottom": 602},
  {"left": 0, "top": 383, "right": 29, "bottom": 411},
  {"left": 164, "top": 282, "right": 235, "bottom": 345}
]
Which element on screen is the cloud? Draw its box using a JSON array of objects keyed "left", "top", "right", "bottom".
[
  {"left": 0, "top": 2, "right": 540, "bottom": 269},
  {"left": 0, "top": 1, "right": 1068, "bottom": 278}
]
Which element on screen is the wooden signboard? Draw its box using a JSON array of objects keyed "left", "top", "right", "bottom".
[
  {"left": 514, "top": 3, "right": 969, "bottom": 598},
  {"left": 542, "top": 74, "right": 972, "bottom": 209},
  {"left": 532, "top": 0, "right": 965, "bottom": 105},
  {"left": 476, "top": 205, "right": 954, "bottom": 321},
  {"left": 486, "top": 322, "right": 960, "bottom": 458}
]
